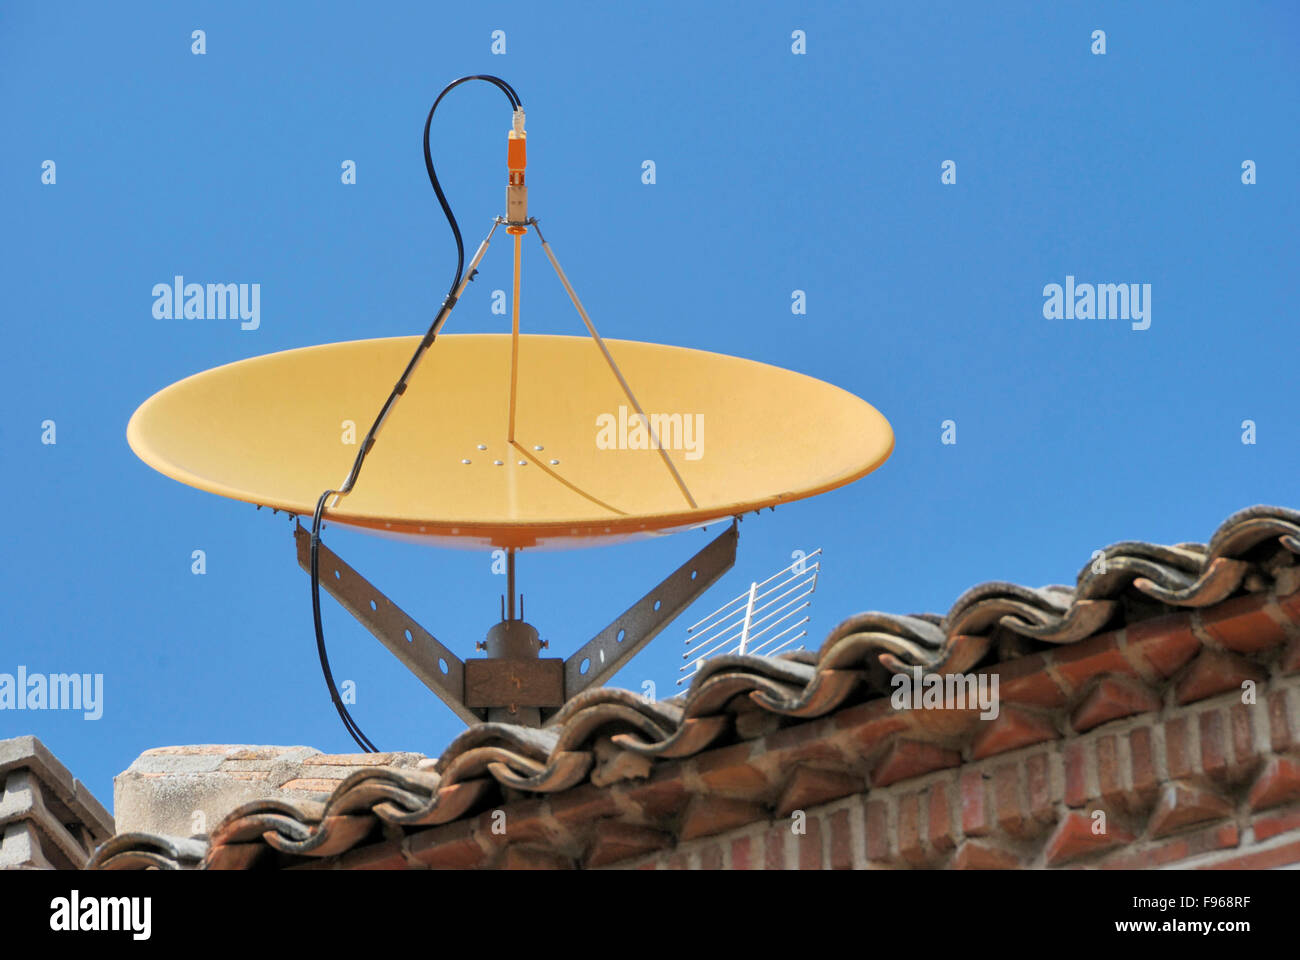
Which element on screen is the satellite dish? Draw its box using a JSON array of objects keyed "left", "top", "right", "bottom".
[
  {"left": 125, "top": 75, "right": 895, "bottom": 739},
  {"left": 128, "top": 335, "right": 892, "bottom": 550}
]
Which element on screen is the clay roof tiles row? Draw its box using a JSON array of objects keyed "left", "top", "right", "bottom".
[{"left": 88, "top": 503, "right": 1300, "bottom": 870}]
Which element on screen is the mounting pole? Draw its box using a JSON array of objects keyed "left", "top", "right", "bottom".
[{"left": 506, "top": 548, "right": 517, "bottom": 621}]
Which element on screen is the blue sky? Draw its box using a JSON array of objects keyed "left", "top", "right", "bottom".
[{"left": 2, "top": 1, "right": 1297, "bottom": 810}]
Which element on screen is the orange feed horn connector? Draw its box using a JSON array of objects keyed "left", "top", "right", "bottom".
[{"left": 506, "top": 107, "right": 527, "bottom": 233}]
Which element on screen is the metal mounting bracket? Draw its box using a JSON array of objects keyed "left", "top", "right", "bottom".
[
  {"left": 294, "top": 523, "right": 483, "bottom": 725},
  {"left": 563, "top": 521, "right": 739, "bottom": 700},
  {"left": 296, "top": 519, "right": 738, "bottom": 728}
]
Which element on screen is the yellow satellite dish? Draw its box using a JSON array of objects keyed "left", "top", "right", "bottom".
[
  {"left": 128, "top": 334, "right": 893, "bottom": 550},
  {"left": 123, "top": 74, "right": 897, "bottom": 737}
]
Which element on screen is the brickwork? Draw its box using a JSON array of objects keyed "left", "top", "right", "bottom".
[
  {"left": 273, "top": 591, "right": 1300, "bottom": 871},
  {"left": 611, "top": 676, "right": 1300, "bottom": 869}
]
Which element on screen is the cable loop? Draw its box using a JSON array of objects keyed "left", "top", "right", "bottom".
[{"left": 310, "top": 76, "right": 521, "bottom": 752}]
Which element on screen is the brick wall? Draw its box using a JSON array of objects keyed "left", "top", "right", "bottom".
[{"left": 613, "top": 674, "right": 1300, "bottom": 869}]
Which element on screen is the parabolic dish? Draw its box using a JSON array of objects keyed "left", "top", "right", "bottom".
[{"left": 127, "top": 334, "right": 894, "bottom": 549}]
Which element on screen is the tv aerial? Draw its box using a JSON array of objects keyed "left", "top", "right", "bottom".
[
  {"left": 126, "top": 76, "right": 894, "bottom": 747},
  {"left": 679, "top": 549, "right": 822, "bottom": 687}
]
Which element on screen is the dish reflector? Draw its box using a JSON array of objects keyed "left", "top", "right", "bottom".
[{"left": 127, "top": 334, "right": 893, "bottom": 549}]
